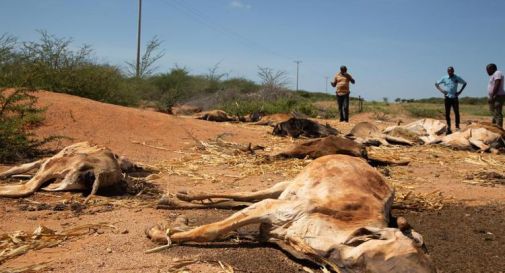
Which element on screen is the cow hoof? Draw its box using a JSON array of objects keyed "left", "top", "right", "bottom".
[
  {"left": 145, "top": 223, "right": 169, "bottom": 244},
  {"left": 397, "top": 217, "right": 411, "bottom": 231}
]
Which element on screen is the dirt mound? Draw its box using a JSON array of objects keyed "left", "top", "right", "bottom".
[{"left": 33, "top": 91, "right": 265, "bottom": 164}]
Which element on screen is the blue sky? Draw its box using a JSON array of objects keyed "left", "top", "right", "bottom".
[{"left": 1, "top": 0, "right": 504, "bottom": 100}]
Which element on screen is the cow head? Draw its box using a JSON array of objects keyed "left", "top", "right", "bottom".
[{"left": 335, "top": 226, "right": 436, "bottom": 273}]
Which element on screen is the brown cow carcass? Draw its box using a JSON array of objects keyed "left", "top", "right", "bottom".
[
  {"left": 146, "top": 155, "right": 434, "bottom": 273},
  {"left": 0, "top": 142, "right": 146, "bottom": 202},
  {"left": 275, "top": 135, "right": 367, "bottom": 159},
  {"left": 252, "top": 113, "right": 304, "bottom": 126},
  {"left": 194, "top": 110, "right": 237, "bottom": 122},
  {"left": 273, "top": 117, "right": 340, "bottom": 138},
  {"left": 275, "top": 135, "right": 409, "bottom": 166}
]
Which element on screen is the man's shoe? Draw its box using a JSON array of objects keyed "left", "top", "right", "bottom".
[{"left": 446, "top": 130, "right": 452, "bottom": 135}]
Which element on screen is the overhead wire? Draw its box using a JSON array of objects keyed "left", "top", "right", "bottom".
[{"left": 156, "top": 0, "right": 329, "bottom": 91}]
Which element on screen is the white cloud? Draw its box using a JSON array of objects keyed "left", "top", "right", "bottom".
[{"left": 229, "top": 0, "right": 251, "bottom": 9}]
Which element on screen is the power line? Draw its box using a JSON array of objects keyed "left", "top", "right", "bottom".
[
  {"left": 159, "top": 0, "right": 289, "bottom": 60},
  {"left": 156, "top": 0, "right": 327, "bottom": 91}
]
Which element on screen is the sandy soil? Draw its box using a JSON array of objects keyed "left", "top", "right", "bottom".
[{"left": 1, "top": 91, "right": 504, "bottom": 273}]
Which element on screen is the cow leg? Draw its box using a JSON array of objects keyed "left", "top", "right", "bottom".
[
  {"left": 176, "top": 180, "right": 290, "bottom": 202},
  {"left": 147, "top": 199, "right": 292, "bottom": 244},
  {"left": 0, "top": 171, "right": 56, "bottom": 198},
  {"left": 0, "top": 159, "right": 45, "bottom": 179},
  {"left": 385, "top": 135, "right": 413, "bottom": 146},
  {"left": 84, "top": 172, "right": 103, "bottom": 204},
  {"left": 157, "top": 197, "right": 253, "bottom": 210},
  {"left": 42, "top": 170, "right": 84, "bottom": 191},
  {"left": 468, "top": 139, "right": 490, "bottom": 151}
]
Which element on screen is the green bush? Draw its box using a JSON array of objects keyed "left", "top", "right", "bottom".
[
  {"left": 150, "top": 67, "right": 195, "bottom": 111},
  {"left": 221, "top": 78, "right": 259, "bottom": 93},
  {"left": 0, "top": 31, "right": 140, "bottom": 106},
  {"left": 0, "top": 88, "right": 52, "bottom": 163},
  {"left": 219, "top": 96, "right": 318, "bottom": 117}
]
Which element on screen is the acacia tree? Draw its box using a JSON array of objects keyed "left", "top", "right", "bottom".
[
  {"left": 21, "top": 30, "right": 92, "bottom": 70},
  {"left": 0, "top": 33, "right": 17, "bottom": 65},
  {"left": 257, "top": 66, "right": 289, "bottom": 90},
  {"left": 205, "top": 62, "right": 229, "bottom": 92},
  {"left": 126, "top": 36, "right": 165, "bottom": 78}
]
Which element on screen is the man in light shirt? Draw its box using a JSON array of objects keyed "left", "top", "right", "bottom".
[
  {"left": 487, "top": 63, "right": 505, "bottom": 128},
  {"left": 331, "top": 65, "right": 355, "bottom": 122},
  {"left": 435, "top": 66, "right": 467, "bottom": 134}
]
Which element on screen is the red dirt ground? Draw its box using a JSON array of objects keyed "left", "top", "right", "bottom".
[{"left": 0, "top": 91, "right": 504, "bottom": 273}]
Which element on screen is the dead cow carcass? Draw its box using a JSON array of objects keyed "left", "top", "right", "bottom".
[
  {"left": 146, "top": 155, "right": 435, "bottom": 273},
  {"left": 275, "top": 135, "right": 409, "bottom": 166},
  {"left": 273, "top": 117, "right": 340, "bottom": 138},
  {"left": 195, "top": 110, "right": 237, "bottom": 122},
  {"left": 440, "top": 122, "right": 505, "bottom": 151},
  {"left": 0, "top": 142, "right": 142, "bottom": 202},
  {"left": 275, "top": 135, "right": 367, "bottom": 159},
  {"left": 384, "top": 119, "right": 446, "bottom": 144},
  {"left": 347, "top": 122, "right": 416, "bottom": 146},
  {"left": 252, "top": 112, "right": 306, "bottom": 127}
]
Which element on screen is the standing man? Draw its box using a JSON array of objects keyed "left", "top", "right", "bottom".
[
  {"left": 331, "top": 65, "right": 355, "bottom": 122},
  {"left": 435, "top": 66, "right": 467, "bottom": 134},
  {"left": 486, "top": 63, "right": 505, "bottom": 128}
]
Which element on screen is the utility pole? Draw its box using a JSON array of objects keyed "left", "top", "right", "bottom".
[
  {"left": 324, "top": 76, "right": 328, "bottom": 93},
  {"left": 294, "top": 60, "right": 302, "bottom": 91},
  {"left": 136, "top": 0, "right": 142, "bottom": 78}
]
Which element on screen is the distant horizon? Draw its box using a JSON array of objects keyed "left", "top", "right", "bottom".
[{"left": 2, "top": 0, "right": 504, "bottom": 100}]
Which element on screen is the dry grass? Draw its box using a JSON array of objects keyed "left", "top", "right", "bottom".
[
  {"left": 0, "top": 223, "right": 116, "bottom": 266},
  {"left": 155, "top": 136, "right": 311, "bottom": 184},
  {"left": 370, "top": 144, "right": 505, "bottom": 209},
  {"left": 160, "top": 258, "right": 235, "bottom": 273},
  {"left": 154, "top": 135, "right": 480, "bottom": 211}
]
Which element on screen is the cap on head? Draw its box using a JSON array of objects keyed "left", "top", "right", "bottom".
[{"left": 340, "top": 65, "right": 347, "bottom": 73}]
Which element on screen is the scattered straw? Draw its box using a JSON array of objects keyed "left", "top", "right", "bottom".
[
  {"left": 393, "top": 189, "right": 445, "bottom": 211},
  {"left": 0, "top": 223, "right": 116, "bottom": 264},
  {"left": 161, "top": 258, "right": 236, "bottom": 273},
  {"left": 463, "top": 171, "right": 505, "bottom": 187},
  {"left": 155, "top": 138, "right": 311, "bottom": 183},
  {"left": 0, "top": 262, "right": 51, "bottom": 273}
]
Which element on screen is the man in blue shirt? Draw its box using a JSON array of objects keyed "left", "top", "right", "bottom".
[{"left": 435, "top": 66, "right": 467, "bottom": 134}]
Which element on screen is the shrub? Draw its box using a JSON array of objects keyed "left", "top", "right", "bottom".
[
  {"left": 0, "top": 88, "right": 52, "bottom": 163},
  {"left": 221, "top": 77, "right": 259, "bottom": 93},
  {"left": 0, "top": 31, "right": 140, "bottom": 106},
  {"left": 150, "top": 67, "right": 194, "bottom": 111},
  {"left": 219, "top": 96, "right": 318, "bottom": 117}
]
